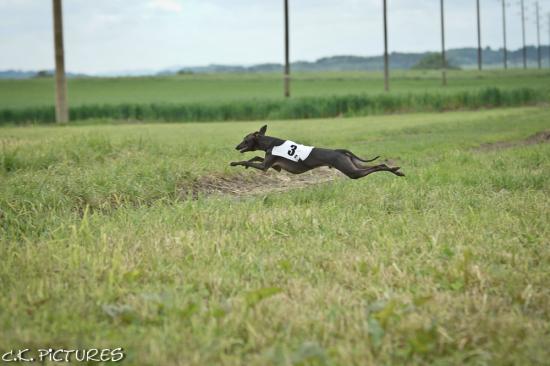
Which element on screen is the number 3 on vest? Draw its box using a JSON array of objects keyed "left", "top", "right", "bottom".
[{"left": 288, "top": 145, "right": 297, "bottom": 156}]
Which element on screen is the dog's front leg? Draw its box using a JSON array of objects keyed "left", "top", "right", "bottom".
[
  {"left": 245, "top": 156, "right": 264, "bottom": 168},
  {"left": 235, "top": 161, "right": 269, "bottom": 171},
  {"left": 228, "top": 162, "right": 265, "bottom": 171},
  {"left": 230, "top": 156, "right": 263, "bottom": 167},
  {"left": 230, "top": 155, "right": 274, "bottom": 171}
]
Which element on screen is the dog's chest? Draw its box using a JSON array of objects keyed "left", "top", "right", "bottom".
[{"left": 271, "top": 140, "right": 314, "bottom": 162}]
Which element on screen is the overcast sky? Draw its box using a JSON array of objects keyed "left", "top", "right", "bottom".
[{"left": 0, "top": 0, "right": 548, "bottom": 74}]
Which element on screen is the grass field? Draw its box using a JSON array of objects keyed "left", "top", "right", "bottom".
[
  {"left": 2, "top": 70, "right": 550, "bottom": 110},
  {"left": 2, "top": 70, "right": 549, "bottom": 125},
  {"left": 1, "top": 106, "right": 549, "bottom": 364}
]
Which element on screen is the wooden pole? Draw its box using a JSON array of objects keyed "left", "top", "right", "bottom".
[
  {"left": 502, "top": 0, "right": 508, "bottom": 69},
  {"left": 521, "top": 0, "right": 527, "bottom": 69},
  {"left": 383, "top": 0, "right": 389, "bottom": 92},
  {"left": 284, "top": 0, "right": 290, "bottom": 98},
  {"left": 52, "top": 0, "right": 68, "bottom": 123},
  {"left": 535, "top": 1, "right": 541, "bottom": 69},
  {"left": 440, "top": 0, "right": 447, "bottom": 86},
  {"left": 476, "top": 0, "right": 482, "bottom": 70}
]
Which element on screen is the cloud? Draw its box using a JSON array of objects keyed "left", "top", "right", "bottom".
[
  {"left": 0, "top": 0, "right": 536, "bottom": 73},
  {"left": 149, "top": 0, "right": 183, "bottom": 13}
]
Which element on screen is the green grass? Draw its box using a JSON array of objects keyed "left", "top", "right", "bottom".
[
  {"left": 2, "top": 70, "right": 549, "bottom": 125},
  {"left": 2, "top": 69, "right": 550, "bottom": 110},
  {"left": 1, "top": 107, "right": 549, "bottom": 365},
  {"left": 1, "top": 87, "right": 543, "bottom": 125}
]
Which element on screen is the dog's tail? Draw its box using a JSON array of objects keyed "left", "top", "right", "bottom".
[{"left": 336, "top": 149, "right": 380, "bottom": 163}]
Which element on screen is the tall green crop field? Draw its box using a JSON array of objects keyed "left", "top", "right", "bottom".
[{"left": 1, "top": 70, "right": 549, "bottom": 124}]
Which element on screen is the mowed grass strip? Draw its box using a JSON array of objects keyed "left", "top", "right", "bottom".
[{"left": 0, "top": 107, "right": 549, "bottom": 365}]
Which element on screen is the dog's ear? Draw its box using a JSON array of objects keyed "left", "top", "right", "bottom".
[{"left": 258, "top": 125, "right": 267, "bottom": 135}]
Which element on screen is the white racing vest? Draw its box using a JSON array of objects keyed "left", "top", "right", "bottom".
[{"left": 271, "top": 140, "right": 314, "bottom": 162}]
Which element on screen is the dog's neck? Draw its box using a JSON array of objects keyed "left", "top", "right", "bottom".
[{"left": 257, "top": 135, "right": 285, "bottom": 152}]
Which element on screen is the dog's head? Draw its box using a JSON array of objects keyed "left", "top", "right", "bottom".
[{"left": 235, "top": 125, "right": 267, "bottom": 153}]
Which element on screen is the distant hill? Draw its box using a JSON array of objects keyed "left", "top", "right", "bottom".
[
  {"left": 171, "top": 46, "right": 549, "bottom": 74},
  {"left": 0, "top": 70, "right": 89, "bottom": 80},
  {"left": 1, "top": 46, "right": 548, "bottom": 79},
  {"left": 0, "top": 70, "right": 38, "bottom": 79}
]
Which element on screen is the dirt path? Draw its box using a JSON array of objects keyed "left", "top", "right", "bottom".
[
  {"left": 189, "top": 167, "right": 344, "bottom": 198},
  {"left": 473, "top": 130, "right": 550, "bottom": 152}
]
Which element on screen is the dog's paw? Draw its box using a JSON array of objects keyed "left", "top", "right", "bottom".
[
  {"left": 394, "top": 168, "right": 405, "bottom": 177},
  {"left": 391, "top": 167, "right": 405, "bottom": 177},
  {"left": 230, "top": 162, "right": 240, "bottom": 166}
]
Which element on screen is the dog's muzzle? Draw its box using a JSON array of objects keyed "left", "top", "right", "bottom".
[{"left": 236, "top": 144, "right": 248, "bottom": 153}]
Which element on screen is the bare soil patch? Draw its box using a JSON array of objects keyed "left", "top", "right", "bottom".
[
  {"left": 474, "top": 130, "right": 550, "bottom": 152},
  {"left": 187, "top": 167, "right": 343, "bottom": 198}
]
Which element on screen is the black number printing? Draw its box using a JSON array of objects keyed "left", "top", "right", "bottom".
[{"left": 288, "top": 145, "right": 297, "bottom": 156}]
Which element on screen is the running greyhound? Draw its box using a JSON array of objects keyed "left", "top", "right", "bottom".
[{"left": 230, "top": 125, "right": 404, "bottom": 179}]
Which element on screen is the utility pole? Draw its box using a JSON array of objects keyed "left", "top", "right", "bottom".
[
  {"left": 535, "top": 1, "right": 541, "bottom": 69},
  {"left": 383, "top": 0, "right": 389, "bottom": 91},
  {"left": 283, "top": 0, "right": 290, "bottom": 98},
  {"left": 440, "top": 0, "right": 447, "bottom": 86},
  {"left": 501, "top": 0, "right": 508, "bottom": 69},
  {"left": 52, "top": 0, "right": 68, "bottom": 123},
  {"left": 477, "top": 0, "right": 482, "bottom": 70},
  {"left": 520, "top": 0, "right": 527, "bottom": 69}
]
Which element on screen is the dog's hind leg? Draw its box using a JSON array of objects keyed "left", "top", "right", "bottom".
[
  {"left": 335, "top": 149, "right": 379, "bottom": 163},
  {"left": 346, "top": 167, "right": 404, "bottom": 179},
  {"left": 333, "top": 156, "right": 404, "bottom": 179},
  {"left": 354, "top": 165, "right": 405, "bottom": 178},
  {"left": 349, "top": 157, "right": 375, "bottom": 169},
  {"left": 333, "top": 155, "right": 374, "bottom": 176},
  {"left": 349, "top": 157, "right": 402, "bottom": 174},
  {"left": 333, "top": 151, "right": 379, "bottom": 170},
  {"left": 331, "top": 156, "right": 368, "bottom": 179}
]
